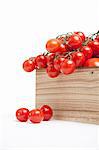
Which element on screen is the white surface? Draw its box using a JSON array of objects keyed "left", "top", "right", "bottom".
[
  {"left": 0, "top": 114, "right": 98, "bottom": 149},
  {"left": 0, "top": 0, "right": 99, "bottom": 149}
]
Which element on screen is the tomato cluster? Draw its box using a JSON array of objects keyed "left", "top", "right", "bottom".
[
  {"left": 23, "top": 31, "right": 99, "bottom": 78},
  {"left": 17, "top": 31, "right": 99, "bottom": 124},
  {"left": 16, "top": 105, "right": 53, "bottom": 123}
]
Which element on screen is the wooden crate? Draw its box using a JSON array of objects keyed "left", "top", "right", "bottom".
[{"left": 36, "top": 68, "right": 99, "bottom": 124}]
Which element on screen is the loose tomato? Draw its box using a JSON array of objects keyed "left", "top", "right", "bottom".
[
  {"left": 46, "top": 39, "right": 60, "bottom": 53},
  {"left": 41, "top": 105, "right": 53, "bottom": 121},
  {"left": 46, "top": 64, "right": 60, "bottom": 78},
  {"left": 84, "top": 58, "right": 99, "bottom": 67},
  {"left": 35, "top": 55, "right": 47, "bottom": 68},
  {"left": 75, "top": 32, "right": 85, "bottom": 42},
  {"left": 16, "top": 108, "right": 29, "bottom": 122},
  {"left": 72, "top": 52, "right": 85, "bottom": 67},
  {"left": 60, "top": 59, "right": 75, "bottom": 75},
  {"left": 29, "top": 109, "right": 44, "bottom": 123},
  {"left": 23, "top": 60, "right": 35, "bottom": 72},
  {"left": 81, "top": 46, "right": 93, "bottom": 60},
  {"left": 88, "top": 40, "right": 99, "bottom": 57},
  {"left": 67, "top": 34, "right": 82, "bottom": 49}
]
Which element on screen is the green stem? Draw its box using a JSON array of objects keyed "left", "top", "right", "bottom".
[{"left": 88, "top": 30, "right": 99, "bottom": 40}]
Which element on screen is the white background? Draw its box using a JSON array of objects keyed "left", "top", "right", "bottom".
[{"left": 0, "top": 0, "right": 99, "bottom": 149}]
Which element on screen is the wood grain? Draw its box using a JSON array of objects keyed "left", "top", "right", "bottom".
[{"left": 36, "top": 68, "right": 99, "bottom": 124}]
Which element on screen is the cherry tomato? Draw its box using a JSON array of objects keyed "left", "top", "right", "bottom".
[
  {"left": 67, "top": 34, "right": 82, "bottom": 49},
  {"left": 23, "top": 60, "right": 35, "bottom": 72},
  {"left": 75, "top": 32, "right": 85, "bottom": 42},
  {"left": 29, "top": 57, "right": 39, "bottom": 69},
  {"left": 35, "top": 55, "right": 47, "bottom": 68},
  {"left": 46, "top": 53, "right": 55, "bottom": 65},
  {"left": 81, "top": 46, "right": 93, "bottom": 60},
  {"left": 58, "top": 37, "right": 72, "bottom": 52},
  {"left": 41, "top": 105, "right": 53, "bottom": 121},
  {"left": 95, "top": 35, "right": 99, "bottom": 41},
  {"left": 66, "top": 44, "right": 74, "bottom": 51},
  {"left": 54, "top": 57, "right": 65, "bottom": 71},
  {"left": 46, "top": 64, "right": 60, "bottom": 78},
  {"left": 46, "top": 39, "right": 60, "bottom": 53},
  {"left": 88, "top": 40, "right": 99, "bottom": 57},
  {"left": 57, "top": 36, "right": 66, "bottom": 43},
  {"left": 84, "top": 58, "right": 99, "bottom": 67},
  {"left": 29, "top": 109, "right": 44, "bottom": 123},
  {"left": 16, "top": 108, "right": 29, "bottom": 122},
  {"left": 58, "top": 43, "right": 67, "bottom": 53},
  {"left": 72, "top": 52, "right": 85, "bottom": 67},
  {"left": 60, "top": 59, "right": 75, "bottom": 75}
]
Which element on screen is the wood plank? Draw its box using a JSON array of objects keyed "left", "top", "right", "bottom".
[
  {"left": 36, "top": 68, "right": 99, "bottom": 124},
  {"left": 53, "top": 110, "right": 99, "bottom": 124}
]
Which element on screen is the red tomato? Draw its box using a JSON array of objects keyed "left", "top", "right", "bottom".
[
  {"left": 29, "top": 57, "right": 38, "bottom": 69},
  {"left": 88, "top": 40, "right": 99, "bottom": 57},
  {"left": 16, "top": 108, "right": 29, "bottom": 122},
  {"left": 59, "top": 44, "right": 67, "bottom": 53},
  {"left": 54, "top": 57, "right": 65, "bottom": 71},
  {"left": 35, "top": 55, "right": 47, "bottom": 68},
  {"left": 46, "top": 39, "right": 60, "bottom": 53},
  {"left": 60, "top": 59, "right": 75, "bottom": 75},
  {"left": 84, "top": 58, "right": 99, "bottom": 67},
  {"left": 29, "top": 109, "right": 44, "bottom": 123},
  {"left": 46, "top": 53, "right": 55, "bottom": 65},
  {"left": 57, "top": 36, "right": 66, "bottom": 43},
  {"left": 72, "top": 52, "right": 85, "bottom": 67},
  {"left": 23, "top": 60, "right": 35, "bottom": 72},
  {"left": 81, "top": 46, "right": 93, "bottom": 60},
  {"left": 95, "top": 35, "right": 99, "bottom": 41},
  {"left": 41, "top": 105, "right": 53, "bottom": 121},
  {"left": 75, "top": 32, "right": 85, "bottom": 42},
  {"left": 58, "top": 37, "right": 72, "bottom": 52},
  {"left": 67, "top": 34, "right": 82, "bottom": 49},
  {"left": 46, "top": 64, "right": 60, "bottom": 78}
]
